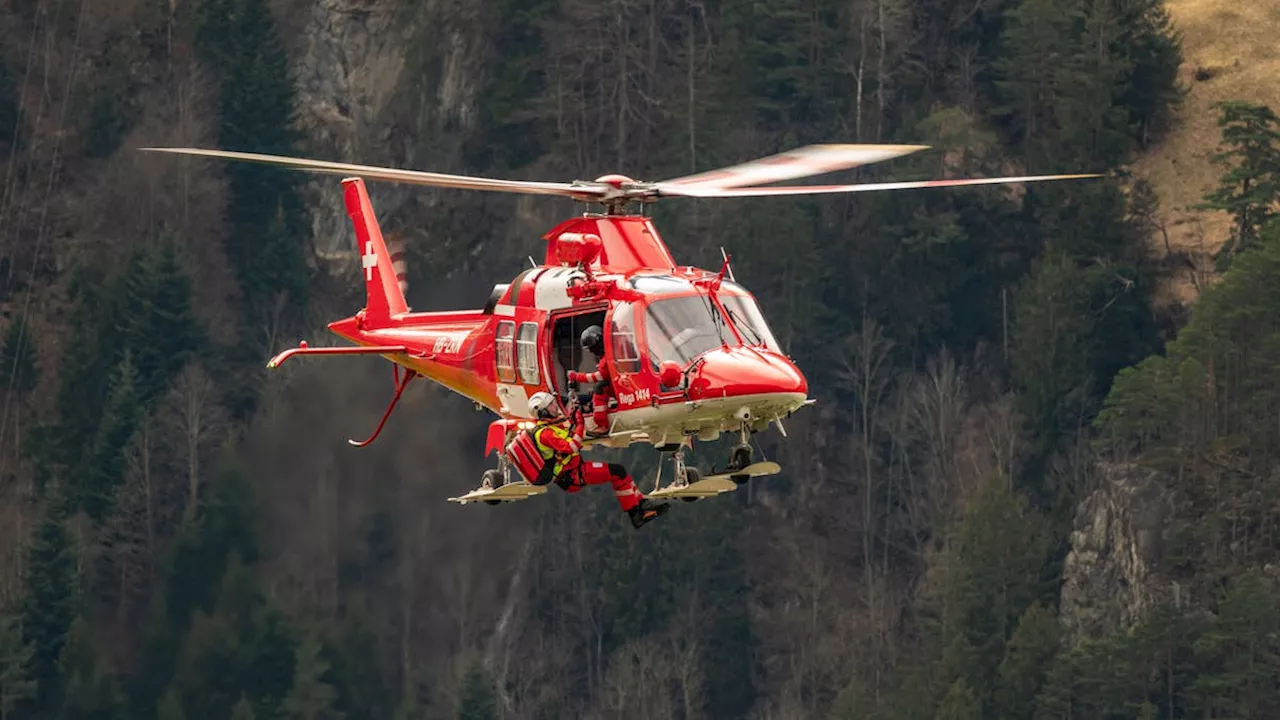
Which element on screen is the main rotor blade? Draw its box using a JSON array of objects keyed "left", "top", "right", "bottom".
[
  {"left": 654, "top": 173, "right": 1103, "bottom": 198},
  {"left": 139, "top": 147, "right": 613, "bottom": 199},
  {"left": 659, "top": 144, "right": 930, "bottom": 189}
]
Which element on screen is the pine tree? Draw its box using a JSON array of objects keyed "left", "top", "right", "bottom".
[
  {"left": 278, "top": 633, "right": 343, "bottom": 720},
  {"left": 925, "top": 476, "right": 1053, "bottom": 714},
  {"left": 455, "top": 660, "right": 497, "bottom": 720},
  {"left": 1116, "top": 0, "right": 1183, "bottom": 146},
  {"left": 202, "top": 0, "right": 310, "bottom": 330},
  {"left": 324, "top": 611, "right": 393, "bottom": 720},
  {"left": 0, "top": 52, "right": 20, "bottom": 156},
  {"left": 157, "top": 687, "right": 186, "bottom": 720},
  {"left": 120, "top": 243, "right": 203, "bottom": 408},
  {"left": 57, "top": 617, "right": 127, "bottom": 719},
  {"left": 991, "top": 0, "right": 1079, "bottom": 163},
  {"left": 0, "top": 315, "right": 37, "bottom": 397},
  {"left": 1056, "top": 0, "right": 1136, "bottom": 165},
  {"left": 169, "top": 608, "right": 243, "bottom": 720},
  {"left": 993, "top": 0, "right": 1180, "bottom": 168},
  {"left": 1188, "top": 570, "right": 1280, "bottom": 716},
  {"left": 711, "top": 0, "right": 851, "bottom": 134},
  {"left": 192, "top": 0, "right": 238, "bottom": 68},
  {"left": 934, "top": 677, "right": 981, "bottom": 720},
  {"left": 1197, "top": 101, "right": 1280, "bottom": 267},
  {"left": 130, "top": 594, "right": 182, "bottom": 719},
  {"left": 0, "top": 614, "right": 35, "bottom": 720},
  {"left": 230, "top": 695, "right": 256, "bottom": 720},
  {"left": 1095, "top": 211, "right": 1280, "bottom": 472},
  {"left": 19, "top": 493, "right": 78, "bottom": 715},
  {"left": 1009, "top": 253, "right": 1099, "bottom": 460},
  {"left": 129, "top": 458, "right": 264, "bottom": 716},
  {"left": 466, "top": 0, "right": 559, "bottom": 170},
  {"left": 79, "top": 352, "right": 143, "bottom": 521},
  {"left": 238, "top": 602, "right": 299, "bottom": 719},
  {"left": 54, "top": 263, "right": 125, "bottom": 475},
  {"left": 994, "top": 603, "right": 1060, "bottom": 720}
]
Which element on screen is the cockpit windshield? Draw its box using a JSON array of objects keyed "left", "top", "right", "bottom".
[
  {"left": 716, "top": 286, "right": 782, "bottom": 353},
  {"left": 642, "top": 294, "right": 732, "bottom": 368}
]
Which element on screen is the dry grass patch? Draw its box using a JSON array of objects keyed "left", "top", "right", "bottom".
[{"left": 1130, "top": 0, "right": 1280, "bottom": 304}]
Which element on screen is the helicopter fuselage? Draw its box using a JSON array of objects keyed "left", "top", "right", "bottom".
[{"left": 322, "top": 212, "right": 810, "bottom": 453}]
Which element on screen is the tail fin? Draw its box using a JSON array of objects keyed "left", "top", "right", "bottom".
[{"left": 343, "top": 177, "right": 409, "bottom": 325}]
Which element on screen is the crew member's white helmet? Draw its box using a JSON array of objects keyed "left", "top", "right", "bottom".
[{"left": 528, "top": 391, "right": 559, "bottom": 419}]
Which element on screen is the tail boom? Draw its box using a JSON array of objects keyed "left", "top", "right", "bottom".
[{"left": 327, "top": 311, "right": 502, "bottom": 413}]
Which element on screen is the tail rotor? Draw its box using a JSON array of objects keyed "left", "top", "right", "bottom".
[{"left": 387, "top": 231, "right": 409, "bottom": 311}]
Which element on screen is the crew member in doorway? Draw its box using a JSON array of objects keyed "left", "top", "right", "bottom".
[{"left": 567, "top": 325, "right": 614, "bottom": 438}]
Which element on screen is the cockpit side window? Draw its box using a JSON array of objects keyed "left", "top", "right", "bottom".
[
  {"left": 717, "top": 283, "right": 782, "bottom": 352},
  {"left": 608, "top": 302, "right": 641, "bottom": 374},
  {"left": 717, "top": 295, "right": 781, "bottom": 352}
]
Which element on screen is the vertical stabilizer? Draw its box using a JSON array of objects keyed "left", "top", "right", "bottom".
[{"left": 343, "top": 177, "right": 409, "bottom": 325}]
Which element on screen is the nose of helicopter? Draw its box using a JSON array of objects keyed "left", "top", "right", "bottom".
[{"left": 685, "top": 346, "right": 808, "bottom": 402}]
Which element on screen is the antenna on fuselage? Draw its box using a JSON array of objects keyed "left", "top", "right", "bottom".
[{"left": 720, "top": 247, "right": 736, "bottom": 282}]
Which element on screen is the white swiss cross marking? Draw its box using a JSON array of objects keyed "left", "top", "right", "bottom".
[{"left": 361, "top": 241, "right": 378, "bottom": 281}]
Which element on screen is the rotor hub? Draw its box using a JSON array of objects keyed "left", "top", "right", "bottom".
[{"left": 594, "top": 174, "right": 636, "bottom": 189}]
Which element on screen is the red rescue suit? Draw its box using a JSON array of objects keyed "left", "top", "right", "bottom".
[
  {"left": 532, "top": 408, "right": 641, "bottom": 513},
  {"left": 567, "top": 358, "right": 613, "bottom": 434}
]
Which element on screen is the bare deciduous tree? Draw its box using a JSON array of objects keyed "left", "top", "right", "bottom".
[
  {"left": 904, "top": 348, "right": 971, "bottom": 528},
  {"left": 158, "top": 362, "right": 228, "bottom": 522}
]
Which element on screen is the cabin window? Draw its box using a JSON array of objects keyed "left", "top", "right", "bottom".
[
  {"left": 517, "top": 322, "right": 540, "bottom": 384},
  {"left": 495, "top": 321, "right": 516, "bottom": 383},
  {"left": 608, "top": 302, "right": 641, "bottom": 374}
]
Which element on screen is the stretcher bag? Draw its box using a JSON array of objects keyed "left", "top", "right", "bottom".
[{"left": 505, "top": 429, "right": 554, "bottom": 486}]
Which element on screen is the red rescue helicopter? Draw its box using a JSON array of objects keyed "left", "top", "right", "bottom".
[{"left": 141, "top": 144, "right": 1097, "bottom": 504}]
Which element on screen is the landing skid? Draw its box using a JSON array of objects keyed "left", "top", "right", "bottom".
[
  {"left": 648, "top": 461, "right": 781, "bottom": 500},
  {"left": 448, "top": 482, "right": 547, "bottom": 505},
  {"left": 449, "top": 466, "right": 548, "bottom": 506}
]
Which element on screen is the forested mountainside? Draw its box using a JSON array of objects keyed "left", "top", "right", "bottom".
[{"left": 1, "top": 0, "right": 1279, "bottom": 718}]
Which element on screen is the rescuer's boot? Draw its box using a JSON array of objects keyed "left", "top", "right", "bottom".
[
  {"left": 628, "top": 497, "right": 669, "bottom": 529},
  {"left": 584, "top": 416, "right": 610, "bottom": 438}
]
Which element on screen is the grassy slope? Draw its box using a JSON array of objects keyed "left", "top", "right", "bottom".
[{"left": 1131, "top": 0, "right": 1280, "bottom": 306}]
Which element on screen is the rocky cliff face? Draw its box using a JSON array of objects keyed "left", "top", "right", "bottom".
[
  {"left": 276, "top": 0, "right": 489, "bottom": 260},
  {"left": 1058, "top": 462, "right": 1181, "bottom": 644}
]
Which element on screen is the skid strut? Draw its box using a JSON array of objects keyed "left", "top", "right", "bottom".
[
  {"left": 648, "top": 439, "right": 734, "bottom": 501},
  {"left": 349, "top": 364, "right": 419, "bottom": 447},
  {"left": 725, "top": 422, "right": 755, "bottom": 473},
  {"left": 650, "top": 440, "right": 692, "bottom": 495},
  {"left": 648, "top": 433, "right": 783, "bottom": 501}
]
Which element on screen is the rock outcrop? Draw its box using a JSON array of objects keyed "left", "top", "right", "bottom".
[
  {"left": 280, "top": 0, "right": 489, "bottom": 259},
  {"left": 1058, "top": 462, "right": 1180, "bottom": 645}
]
